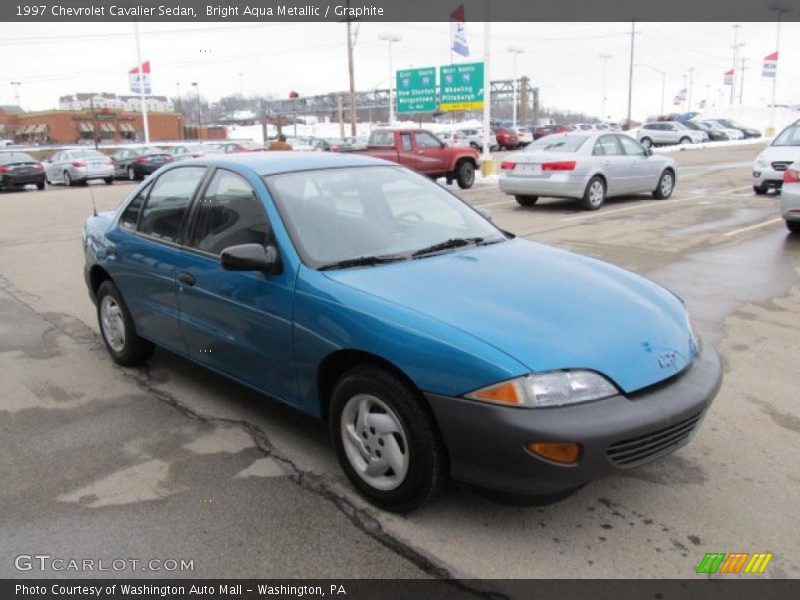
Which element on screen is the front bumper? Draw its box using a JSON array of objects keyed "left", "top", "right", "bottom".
[{"left": 425, "top": 341, "right": 722, "bottom": 496}]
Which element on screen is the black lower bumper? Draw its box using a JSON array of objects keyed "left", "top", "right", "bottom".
[
  {"left": 1, "top": 174, "right": 45, "bottom": 188},
  {"left": 425, "top": 342, "right": 722, "bottom": 496}
]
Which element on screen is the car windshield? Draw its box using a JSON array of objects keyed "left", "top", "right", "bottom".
[
  {"left": 71, "top": 149, "right": 106, "bottom": 159},
  {"left": 525, "top": 134, "right": 588, "bottom": 152},
  {"left": 267, "top": 166, "right": 505, "bottom": 268},
  {"left": 772, "top": 125, "right": 800, "bottom": 147}
]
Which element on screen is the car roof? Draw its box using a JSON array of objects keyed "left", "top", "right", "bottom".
[{"left": 184, "top": 150, "right": 393, "bottom": 176}]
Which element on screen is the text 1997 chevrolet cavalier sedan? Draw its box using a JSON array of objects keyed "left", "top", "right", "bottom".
[{"left": 83, "top": 152, "right": 722, "bottom": 512}]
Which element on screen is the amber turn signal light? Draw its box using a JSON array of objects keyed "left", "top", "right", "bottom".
[{"left": 526, "top": 442, "right": 581, "bottom": 464}]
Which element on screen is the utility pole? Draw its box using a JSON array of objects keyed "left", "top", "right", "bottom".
[
  {"left": 730, "top": 24, "right": 741, "bottom": 105},
  {"left": 682, "top": 73, "right": 688, "bottom": 112},
  {"left": 599, "top": 53, "right": 612, "bottom": 120},
  {"left": 192, "top": 82, "right": 200, "bottom": 139},
  {"left": 738, "top": 56, "right": 748, "bottom": 104},
  {"left": 338, "top": 95, "right": 344, "bottom": 138},
  {"left": 519, "top": 76, "right": 530, "bottom": 124},
  {"left": 175, "top": 82, "right": 181, "bottom": 113},
  {"left": 481, "top": 6, "right": 492, "bottom": 166},
  {"left": 687, "top": 67, "right": 694, "bottom": 111},
  {"left": 345, "top": 1, "right": 357, "bottom": 137},
  {"left": 378, "top": 32, "right": 401, "bottom": 125},
  {"left": 625, "top": 20, "right": 635, "bottom": 130}
]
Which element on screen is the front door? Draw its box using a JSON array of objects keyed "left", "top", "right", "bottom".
[
  {"left": 593, "top": 135, "right": 631, "bottom": 195},
  {"left": 174, "top": 168, "right": 299, "bottom": 404},
  {"left": 411, "top": 131, "right": 449, "bottom": 174}
]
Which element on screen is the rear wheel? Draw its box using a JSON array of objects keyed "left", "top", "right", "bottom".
[
  {"left": 515, "top": 195, "right": 538, "bottom": 207},
  {"left": 455, "top": 160, "right": 475, "bottom": 189},
  {"left": 652, "top": 169, "right": 675, "bottom": 199},
  {"left": 330, "top": 366, "right": 446, "bottom": 513},
  {"left": 581, "top": 176, "right": 606, "bottom": 210},
  {"left": 753, "top": 185, "right": 769, "bottom": 195},
  {"left": 36, "top": 181, "right": 45, "bottom": 191},
  {"left": 679, "top": 136, "right": 692, "bottom": 145},
  {"left": 640, "top": 137, "right": 653, "bottom": 149},
  {"left": 786, "top": 220, "right": 800, "bottom": 234},
  {"left": 96, "top": 280, "right": 155, "bottom": 367}
]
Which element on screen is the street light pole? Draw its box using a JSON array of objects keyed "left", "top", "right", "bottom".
[
  {"left": 599, "top": 53, "right": 612, "bottom": 120},
  {"left": 769, "top": 7, "right": 791, "bottom": 134},
  {"left": 378, "top": 32, "right": 401, "bottom": 124},
  {"left": 687, "top": 67, "right": 695, "bottom": 111},
  {"left": 625, "top": 20, "right": 636, "bottom": 130},
  {"left": 507, "top": 46, "right": 524, "bottom": 128},
  {"left": 191, "top": 82, "right": 201, "bottom": 139}
]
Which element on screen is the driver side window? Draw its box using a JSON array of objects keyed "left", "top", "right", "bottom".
[{"left": 416, "top": 132, "right": 442, "bottom": 149}]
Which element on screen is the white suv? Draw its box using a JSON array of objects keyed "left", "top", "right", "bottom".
[
  {"left": 637, "top": 121, "right": 707, "bottom": 148},
  {"left": 454, "top": 128, "right": 500, "bottom": 151}
]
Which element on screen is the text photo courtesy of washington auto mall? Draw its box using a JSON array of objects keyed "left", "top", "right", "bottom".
[{"left": 1, "top": 0, "right": 800, "bottom": 598}]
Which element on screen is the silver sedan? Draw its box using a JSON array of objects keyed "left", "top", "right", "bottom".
[
  {"left": 780, "top": 161, "right": 800, "bottom": 234},
  {"left": 499, "top": 132, "right": 677, "bottom": 210},
  {"left": 44, "top": 148, "right": 114, "bottom": 186}
]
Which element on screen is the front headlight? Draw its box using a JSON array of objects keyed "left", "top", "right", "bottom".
[{"left": 465, "top": 371, "right": 619, "bottom": 408}]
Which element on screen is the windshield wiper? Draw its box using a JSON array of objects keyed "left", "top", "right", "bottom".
[
  {"left": 411, "top": 237, "right": 487, "bottom": 258},
  {"left": 318, "top": 254, "right": 408, "bottom": 271}
]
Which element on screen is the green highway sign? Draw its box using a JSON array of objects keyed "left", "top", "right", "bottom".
[
  {"left": 396, "top": 67, "right": 436, "bottom": 114},
  {"left": 439, "top": 62, "right": 484, "bottom": 112}
]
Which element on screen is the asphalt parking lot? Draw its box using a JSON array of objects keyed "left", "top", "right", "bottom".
[{"left": 1, "top": 142, "right": 799, "bottom": 580}]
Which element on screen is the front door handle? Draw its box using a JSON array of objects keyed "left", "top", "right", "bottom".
[{"left": 177, "top": 271, "right": 196, "bottom": 286}]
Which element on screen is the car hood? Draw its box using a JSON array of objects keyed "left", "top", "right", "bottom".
[{"left": 323, "top": 238, "right": 695, "bottom": 394}]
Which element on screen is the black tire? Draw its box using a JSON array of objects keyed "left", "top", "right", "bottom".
[
  {"left": 652, "top": 169, "right": 675, "bottom": 200},
  {"left": 455, "top": 160, "right": 476, "bottom": 189},
  {"left": 787, "top": 220, "right": 800, "bottom": 234},
  {"left": 63, "top": 171, "right": 72, "bottom": 186},
  {"left": 104, "top": 177, "right": 114, "bottom": 185},
  {"left": 515, "top": 195, "right": 539, "bottom": 207},
  {"left": 640, "top": 137, "right": 653, "bottom": 149},
  {"left": 581, "top": 175, "right": 606, "bottom": 210},
  {"left": 96, "top": 280, "right": 155, "bottom": 367},
  {"left": 753, "top": 185, "right": 769, "bottom": 196},
  {"left": 36, "top": 181, "right": 45, "bottom": 191},
  {"left": 330, "top": 365, "right": 446, "bottom": 513},
  {"left": 679, "top": 136, "right": 691, "bottom": 145}
]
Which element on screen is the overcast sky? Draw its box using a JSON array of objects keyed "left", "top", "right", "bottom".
[{"left": 3, "top": 21, "right": 799, "bottom": 121}]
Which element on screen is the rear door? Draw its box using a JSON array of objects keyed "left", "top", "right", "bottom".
[
  {"left": 105, "top": 166, "right": 207, "bottom": 354},
  {"left": 592, "top": 135, "right": 631, "bottom": 195},
  {"left": 174, "top": 168, "right": 298, "bottom": 402}
]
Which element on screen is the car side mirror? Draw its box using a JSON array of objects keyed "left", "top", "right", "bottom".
[
  {"left": 476, "top": 208, "right": 493, "bottom": 221},
  {"left": 220, "top": 243, "right": 281, "bottom": 274}
]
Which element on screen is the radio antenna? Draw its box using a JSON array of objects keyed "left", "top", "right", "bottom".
[{"left": 87, "top": 178, "right": 98, "bottom": 217}]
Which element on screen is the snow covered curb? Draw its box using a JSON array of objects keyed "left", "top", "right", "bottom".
[{"left": 653, "top": 139, "right": 767, "bottom": 153}]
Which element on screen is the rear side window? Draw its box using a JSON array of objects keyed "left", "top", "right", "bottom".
[
  {"left": 189, "top": 170, "right": 268, "bottom": 255},
  {"left": 119, "top": 183, "right": 152, "bottom": 230},
  {"left": 593, "top": 136, "right": 622, "bottom": 156},
  {"left": 138, "top": 167, "right": 206, "bottom": 243},
  {"left": 369, "top": 131, "right": 394, "bottom": 146}
]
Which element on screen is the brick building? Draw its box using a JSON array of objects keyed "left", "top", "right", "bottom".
[{"left": 0, "top": 108, "right": 226, "bottom": 145}]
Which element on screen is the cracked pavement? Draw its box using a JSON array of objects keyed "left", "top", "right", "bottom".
[{"left": 1, "top": 142, "right": 798, "bottom": 580}]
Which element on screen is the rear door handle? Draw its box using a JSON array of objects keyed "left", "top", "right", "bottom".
[{"left": 177, "top": 271, "right": 196, "bottom": 286}]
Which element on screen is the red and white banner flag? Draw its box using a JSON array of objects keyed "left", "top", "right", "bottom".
[
  {"left": 762, "top": 51, "right": 778, "bottom": 78},
  {"left": 129, "top": 61, "right": 151, "bottom": 94},
  {"left": 723, "top": 69, "right": 734, "bottom": 85}
]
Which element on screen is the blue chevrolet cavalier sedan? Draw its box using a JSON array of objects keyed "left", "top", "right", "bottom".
[{"left": 83, "top": 152, "right": 722, "bottom": 512}]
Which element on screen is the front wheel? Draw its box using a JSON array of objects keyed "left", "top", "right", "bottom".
[
  {"left": 515, "top": 195, "right": 538, "bottom": 207},
  {"left": 36, "top": 181, "right": 46, "bottom": 191},
  {"left": 455, "top": 160, "right": 475, "bottom": 189},
  {"left": 581, "top": 175, "right": 606, "bottom": 210},
  {"left": 330, "top": 366, "right": 446, "bottom": 513},
  {"left": 104, "top": 177, "right": 114, "bottom": 185},
  {"left": 753, "top": 185, "right": 769, "bottom": 196},
  {"left": 96, "top": 280, "right": 155, "bottom": 367},
  {"left": 652, "top": 170, "right": 675, "bottom": 199},
  {"left": 640, "top": 137, "right": 653, "bottom": 149},
  {"left": 786, "top": 220, "right": 800, "bottom": 234},
  {"left": 679, "top": 136, "right": 692, "bottom": 145}
]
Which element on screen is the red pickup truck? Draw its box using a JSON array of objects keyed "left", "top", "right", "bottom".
[{"left": 357, "top": 129, "right": 480, "bottom": 189}]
